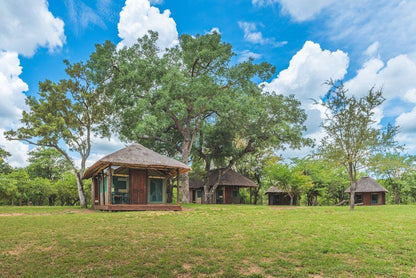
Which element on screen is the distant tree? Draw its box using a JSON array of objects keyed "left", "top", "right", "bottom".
[
  {"left": 295, "top": 158, "right": 350, "bottom": 205},
  {"left": 264, "top": 162, "right": 313, "bottom": 205},
  {"left": 319, "top": 81, "right": 399, "bottom": 210},
  {"left": 0, "top": 146, "right": 12, "bottom": 174},
  {"left": 236, "top": 152, "right": 276, "bottom": 205},
  {"left": 5, "top": 59, "right": 110, "bottom": 208},
  {"left": 90, "top": 31, "right": 279, "bottom": 203},
  {"left": 369, "top": 153, "right": 415, "bottom": 204},
  {"left": 26, "top": 147, "right": 71, "bottom": 181}
]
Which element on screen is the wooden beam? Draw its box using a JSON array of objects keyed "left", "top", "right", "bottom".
[
  {"left": 107, "top": 165, "right": 112, "bottom": 205},
  {"left": 176, "top": 168, "right": 180, "bottom": 205}
]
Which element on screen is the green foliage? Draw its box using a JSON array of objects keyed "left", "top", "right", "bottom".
[
  {"left": 264, "top": 160, "right": 313, "bottom": 205},
  {"left": 26, "top": 147, "right": 71, "bottom": 181},
  {"left": 0, "top": 146, "right": 12, "bottom": 174},
  {"left": 369, "top": 153, "right": 416, "bottom": 204}
]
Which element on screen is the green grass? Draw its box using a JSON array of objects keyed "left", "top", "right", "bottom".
[{"left": 1, "top": 205, "right": 416, "bottom": 277}]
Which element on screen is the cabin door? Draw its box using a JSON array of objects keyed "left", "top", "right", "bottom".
[{"left": 130, "top": 169, "right": 147, "bottom": 204}]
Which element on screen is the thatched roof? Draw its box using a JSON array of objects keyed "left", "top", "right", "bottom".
[
  {"left": 189, "top": 169, "right": 257, "bottom": 189},
  {"left": 345, "top": 177, "right": 388, "bottom": 193},
  {"left": 83, "top": 144, "right": 191, "bottom": 179},
  {"left": 265, "top": 186, "right": 288, "bottom": 194}
]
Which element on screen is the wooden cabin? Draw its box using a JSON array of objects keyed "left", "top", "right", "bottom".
[
  {"left": 265, "top": 186, "right": 299, "bottom": 205},
  {"left": 189, "top": 169, "right": 257, "bottom": 204},
  {"left": 345, "top": 177, "right": 388, "bottom": 205},
  {"left": 83, "top": 144, "right": 191, "bottom": 211}
]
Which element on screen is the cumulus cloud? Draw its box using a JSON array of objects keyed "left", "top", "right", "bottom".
[
  {"left": 263, "top": 41, "right": 349, "bottom": 102},
  {"left": 0, "top": 0, "right": 65, "bottom": 57},
  {"left": 346, "top": 55, "right": 416, "bottom": 104},
  {"left": 238, "top": 21, "right": 287, "bottom": 47},
  {"left": 0, "top": 51, "right": 28, "bottom": 129},
  {"left": 117, "top": 0, "right": 178, "bottom": 50}
]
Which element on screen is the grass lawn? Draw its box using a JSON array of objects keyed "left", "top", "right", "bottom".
[{"left": 1, "top": 205, "right": 416, "bottom": 277}]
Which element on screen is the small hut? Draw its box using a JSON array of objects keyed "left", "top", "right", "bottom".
[
  {"left": 83, "top": 144, "right": 191, "bottom": 211},
  {"left": 265, "top": 186, "right": 299, "bottom": 205},
  {"left": 345, "top": 177, "right": 388, "bottom": 205},
  {"left": 189, "top": 169, "right": 257, "bottom": 204}
]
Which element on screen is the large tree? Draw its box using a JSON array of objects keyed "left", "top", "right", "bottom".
[
  {"left": 318, "top": 81, "right": 399, "bottom": 210},
  {"left": 194, "top": 90, "right": 311, "bottom": 203},
  {"left": 5, "top": 59, "right": 109, "bottom": 208},
  {"left": 91, "top": 31, "right": 279, "bottom": 202}
]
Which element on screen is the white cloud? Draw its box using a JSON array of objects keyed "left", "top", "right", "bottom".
[
  {"left": 252, "top": 0, "right": 334, "bottom": 22},
  {"left": 364, "top": 42, "right": 380, "bottom": 58},
  {"left": 263, "top": 41, "right": 349, "bottom": 102},
  {"left": 346, "top": 55, "right": 416, "bottom": 103},
  {"left": 238, "top": 50, "right": 261, "bottom": 63},
  {"left": 0, "top": 129, "right": 29, "bottom": 168},
  {"left": 0, "top": 0, "right": 65, "bottom": 57},
  {"left": 117, "top": 0, "right": 178, "bottom": 50},
  {"left": 66, "top": 0, "right": 106, "bottom": 34},
  {"left": 238, "top": 21, "right": 287, "bottom": 47},
  {"left": 208, "top": 27, "right": 221, "bottom": 34},
  {"left": 0, "top": 51, "right": 28, "bottom": 129},
  {"left": 0, "top": 51, "right": 29, "bottom": 167}
]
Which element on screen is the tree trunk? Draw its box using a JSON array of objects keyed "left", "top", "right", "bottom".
[
  {"left": 167, "top": 179, "right": 173, "bottom": 203},
  {"left": 75, "top": 171, "right": 87, "bottom": 208},
  {"left": 289, "top": 195, "right": 294, "bottom": 206},
  {"left": 180, "top": 142, "right": 191, "bottom": 203},
  {"left": 394, "top": 185, "right": 400, "bottom": 204},
  {"left": 348, "top": 162, "right": 356, "bottom": 211}
]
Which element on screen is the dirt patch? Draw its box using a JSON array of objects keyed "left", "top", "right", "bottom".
[
  {"left": 269, "top": 206, "right": 305, "bottom": 210},
  {"left": 181, "top": 207, "right": 195, "bottom": 211},
  {"left": 0, "top": 213, "right": 25, "bottom": 216}
]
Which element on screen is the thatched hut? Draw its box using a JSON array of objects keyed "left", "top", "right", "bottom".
[
  {"left": 265, "top": 186, "right": 299, "bottom": 205},
  {"left": 189, "top": 169, "right": 257, "bottom": 204},
  {"left": 83, "top": 144, "right": 191, "bottom": 211},
  {"left": 345, "top": 177, "right": 388, "bottom": 205}
]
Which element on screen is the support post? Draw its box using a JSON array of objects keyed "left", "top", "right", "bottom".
[
  {"left": 91, "top": 177, "right": 96, "bottom": 209},
  {"left": 176, "top": 169, "right": 180, "bottom": 205},
  {"left": 107, "top": 165, "right": 112, "bottom": 205}
]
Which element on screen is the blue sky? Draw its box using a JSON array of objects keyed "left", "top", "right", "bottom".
[{"left": 1, "top": 0, "right": 416, "bottom": 167}]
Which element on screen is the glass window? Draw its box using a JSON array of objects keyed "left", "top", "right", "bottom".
[
  {"left": 196, "top": 190, "right": 202, "bottom": 198},
  {"left": 112, "top": 176, "right": 129, "bottom": 204},
  {"left": 355, "top": 194, "right": 363, "bottom": 203},
  {"left": 149, "top": 178, "right": 164, "bottom": 203},
  {"left": 371, "top": 194, "right": 379, "bottom": 204},
  {"left": 232, "top": 190, "right": 238, "bottom": 198}
]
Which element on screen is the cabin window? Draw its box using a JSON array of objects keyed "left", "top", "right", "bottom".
[
  {"left": 196, "top": 190, "right": 202, "bottom": 198},
  {"left": 103, "top": 177, "right": 107, "bottom": 193},
  {"left": 112, "top": 176, "right": 129, "bottom": 204},
  {"left": 232, "top": 190, "right": 238, "bottom": 198},
  {"left": 149, "top": 178, "right": 164, "bottom": 203},
  {"left": 371, "top": 194, "right": 379, "bottom": 204},
  {"left": 355, "top": 194, "right": 363, "bottom": 204}
]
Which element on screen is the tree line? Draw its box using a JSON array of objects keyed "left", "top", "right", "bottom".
[{"left": 2, "top": 31, "right": 413, "bottom": 208}]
